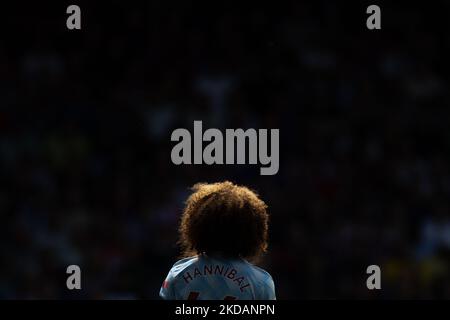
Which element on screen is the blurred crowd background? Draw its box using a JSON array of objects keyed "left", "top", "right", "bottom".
[{"left": 1, "top": 1, "right": 450, "bottom": 299}]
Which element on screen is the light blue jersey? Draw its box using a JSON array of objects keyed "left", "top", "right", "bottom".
[{"left": 160, "top": 255, "right": 276, "bottom": 300}]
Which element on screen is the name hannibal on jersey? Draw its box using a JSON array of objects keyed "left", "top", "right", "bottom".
[{"left": 160, "top": 255, "right": 276, "bottom": 300}]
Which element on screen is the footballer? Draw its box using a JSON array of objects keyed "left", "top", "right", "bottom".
[{"left": 160, "top": 181, "right": 276, "bottom": 300}]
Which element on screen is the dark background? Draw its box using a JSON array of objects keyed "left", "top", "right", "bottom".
[{"left": 1, "top": 1, "right": 450, "bottom": 299}]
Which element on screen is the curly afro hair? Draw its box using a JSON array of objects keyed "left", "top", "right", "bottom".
[{"left": 178, "top": 181, "right": 269, "bottom": 261}]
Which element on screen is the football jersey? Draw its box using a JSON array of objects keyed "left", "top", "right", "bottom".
[{"left": 159, "top": 255, "right": 276, "bottom": 300}]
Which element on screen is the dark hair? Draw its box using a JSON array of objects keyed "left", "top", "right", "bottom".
[{"left": 178, "top": 181, "right": 269, "bottom": 261}]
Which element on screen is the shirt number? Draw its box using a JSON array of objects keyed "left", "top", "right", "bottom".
[{"left": 187, "top": 291, "right": 236, "bottom": 300}]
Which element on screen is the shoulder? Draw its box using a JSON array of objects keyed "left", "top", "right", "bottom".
[
  {"left": 167, "top": 256, "right": 199, "bottom": 278},
  {"left": 160, "top": 256, "right": 200, "bottom": 300},
  {"left": 243, "top": 260, "right": 274, "bottom": 283},
  {"left": 242, "top": 260, "right": 276, "bottom": 299}
]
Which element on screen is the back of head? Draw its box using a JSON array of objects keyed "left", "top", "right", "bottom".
[{"left": 179, "top": 181, "right": 269, "bottom": 262}]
